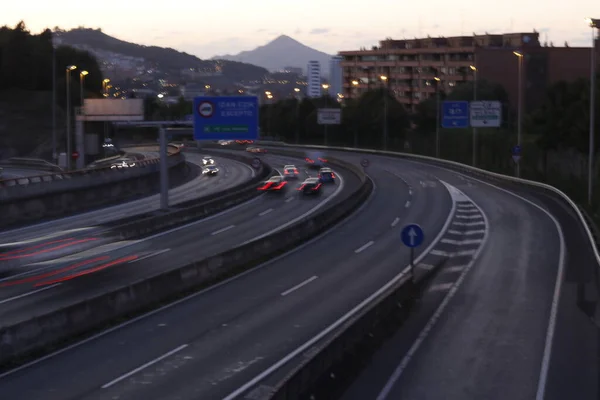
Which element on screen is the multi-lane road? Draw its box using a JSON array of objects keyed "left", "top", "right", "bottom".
[{"left": 0, "top": 148, "right": 596, "bottom": 400}]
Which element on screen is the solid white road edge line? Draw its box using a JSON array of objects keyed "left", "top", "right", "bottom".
[
  {"left": 281, "top": 276, "right": 318, "bottom": 296},
  {"left": 375, "top": 180, "right": 489, "bottom": 400},
  {"left": 404, "top": 160, "right": 567, "bottom": 400},
  {"left": 0, "top": 171, "right": 371, "bottom": 382},
  {"left": 354, "top": 241, "right": 375, "bottom": 254},
  {"left": 128, "top": 249, "right": 171, "bottom": 264},
  {"left": 0, "top": 284, "right": 62, "bottom": 305},
  {"left": 101, "top": 344, "right": 189, "bottom": 389},
  {"left": 220, "top": 178, "right": 456, "bottom": 400}
]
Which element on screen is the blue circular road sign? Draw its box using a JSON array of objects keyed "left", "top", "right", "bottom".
[
  {"left": 401, "top": 223, "right": 425, "bottom": 248},
  {"left": 512, "top": 145, "right": 522, "bottom": 155}
]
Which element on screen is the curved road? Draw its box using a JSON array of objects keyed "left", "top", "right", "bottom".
[
  {"left": 0, "top": 152, "right": 253, "bottom": 246},
  {"left": 0, "top": 150, "right": 587, "bottom": 400}
]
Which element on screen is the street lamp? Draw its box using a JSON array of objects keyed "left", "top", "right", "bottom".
[
  {"left": 586, "top": 18, "right": 599, "bottom": 205},
  {"left": 380, "top": 75, "right": 389, "bottom": 150},
  {"left": 321, "top": 84, "right": 330, "bottom": 145},
  {"left": 66, "top": 65, "right": 77, "bottom": 170},
  {"left": 79, "top": 70, "right": 88, "bottom": 106},
  {"left": 434, "top": 76, "right": 441, "bottom": 158},
  {"left": 294, "top": 88, "right": 301, "bottom": 144},
  {"left": 102, "top": 78, "right": 110, "bottom": 97},
  {"left": 470, "top": 65, "right": 478, "bottom": 167},
  {"left": 513, "top": 51, "right": 523, "bottom": 178}
]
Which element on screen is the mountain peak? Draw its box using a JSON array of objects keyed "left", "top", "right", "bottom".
[{"left": 212, "top": 35, "right": 333, "bottom": 75}]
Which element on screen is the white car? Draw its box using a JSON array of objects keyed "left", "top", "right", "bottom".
[
  {"left": 110, "top": 160, "right": 136, "bottom": 169},
  {"left": 202, "top": 156, "right": 215, "bottom": 165},
  {"left": 202, "top": 165, "right": 219, "bottom": 175}
]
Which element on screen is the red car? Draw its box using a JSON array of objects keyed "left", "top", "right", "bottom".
[{"left": 257, "top": 176, "right": 288, "bottom": 192}]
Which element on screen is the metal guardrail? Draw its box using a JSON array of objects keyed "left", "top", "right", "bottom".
[
  {"left": 256, "top": 141, "right": 600, "bottom": 268},
  {"left": 0, "top": 157, "right": 63, "bottom": 173},
  {"left": 0, "top": 144, "right": 181, "bottom": 190}
]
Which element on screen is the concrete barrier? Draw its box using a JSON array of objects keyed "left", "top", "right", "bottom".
[{"left": 0, "top": 157, "right": 372, "bottom": 369}]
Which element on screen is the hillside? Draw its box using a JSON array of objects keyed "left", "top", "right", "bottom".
[
  {"left": 53, "top": 28, "right": 268, "bottom": 81},
  {"left": 213, "top": 35, "right": 333, "bottom": 75}
]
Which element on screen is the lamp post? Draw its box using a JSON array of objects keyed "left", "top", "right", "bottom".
[
  {"left": 102, "top": 78, "right": 110, "bottom": 97},
  {"left": 380, "top": 75, "right": 389, "bottom": 150},
  {"left": 351, "top": 80, "right": 359, "bottom": 147},
  {"left": 434, "top": 76, "right": 441, "bottom": 158},
  {"left": 294, "top": 87, "right": 301, "bottom": 144},
  {"left": 52, "top": 44, "right": 57, "bottom": 163},
  {"left": 513, "top": 51, "right": 524, "bottom": 178},
  {"left": 265, "top": 91, "right": 273, "bottom": 137},
  {"left": 586, "top": 18, "right": 599, "bottom": 205},
  {"left": 79, "top": 70, "right": 88, "bottom": 106},
  {"left": 322, "top": 84, "right": 330, "bottom": 145},
  {"left": 65, "top": 64, "right": 77, "bottom": 170},
  {"left": 470, "top": 65, "right": 478, "bottom": 167}
]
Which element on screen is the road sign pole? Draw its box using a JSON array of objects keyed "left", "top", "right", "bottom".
[
  {"left": 410, "top": 247, "right": 415, "bottom": 280},
  {"left": 159, "top": 126, "right": 169, "bottom": 211},
  {"left": 324, "top": 124, "right": 328, "bottom": 146},
  {"left": 436, "top": 87, "right": 441, "bottom": 158}
]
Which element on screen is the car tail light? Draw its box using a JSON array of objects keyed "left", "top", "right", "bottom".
[
  {"left": 297, "top": 184, "right": 305, "bottom": 191},
  {"left": 274, "top": 182, "right": 286, "bottom": 189},
  {"left": 331, "top": 173, "right": 335, "bottom": 178},
  {"left": 312, "top": 184, "right": 322, "bottom": 191}
]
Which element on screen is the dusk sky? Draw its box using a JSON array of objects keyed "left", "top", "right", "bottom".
[{"left": 2, "top": 0, "right": 598, "bottom": 58}]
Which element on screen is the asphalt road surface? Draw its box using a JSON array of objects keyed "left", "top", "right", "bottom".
[
  {"left": 0, "top": 153, "right": 253, "bottom": 246},
  {"left": 0, "top": 152, "right": 451, "bottom": 400},
  {"left": 0, "top": 151, "right": 586, "bottom": 400}
]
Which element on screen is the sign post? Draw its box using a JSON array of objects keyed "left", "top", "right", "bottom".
[
  {"left": 401, "top": 223, "right": 425, "bottom": 280},
  {"left": 442, "top": 101, "right": 470, "bottom": 129},
  {"left": 193, "top": 96, "right": 259, "bottom": 141},
  {"left": 470, "top": 101, "right": 502, "bottom": 128},
  {"left": 512, "top": 145, "right": 522, "bottom": 178},
  {"left": 317, "top": 108, "right": 341, "bottom": 146}
]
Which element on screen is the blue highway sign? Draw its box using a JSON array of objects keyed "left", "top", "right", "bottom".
[
  {"left": 193, "top": 96, "right": 259, "bottom": 141},
  {"left": 442, "top": 101, "right": 470, "bottom": 129},
  {"left": 401, "top": 223, "right": 424, "bottom": 248},
  {"left": 512, "top": 145, "right": 521, "bottom": 155}
]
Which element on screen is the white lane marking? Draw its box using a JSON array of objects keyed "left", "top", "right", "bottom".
[
  {"left": 455, "top": 214, "right": 482, "bottom": 220},
  {"left": 391, "top": 217, "right": 400, "bottom": 227},
  {"left": 211, "top": 225, "right": 236, "bottom": 236},
  {"left": 376, "top": 180, "right": 489, "bottom": 400},
  {"left": 280, "top": 276, "right": 318, "bottom": 296},
  {"left": 456, "top": 203, "right": 475, "bottom": 208},
  {"left": 101, "top": 344, "right": 189, "bottom": 389},
  {"left": 240, "top": 169, "right": 346, "bottom": 245},
  {"left": 285, "top": 197, "right": 294, "bottom": 203},
  {"left": 444, "top": 266, "right": 466, "bottom": 273},
  {"left": 128, "top": 249, "right": 171, "bottom": 264},
  {"left": 405, "top": 201, "right": 411, "bottom": 208},
  {"left": 447, "top": 229, "right": 486, "bottom": 236},
  {"left": 428, "top": 282, "right": 454, "bottom": 292},
  {"left": 452, "top": 221, "right": 485, "bottom": 227},
  {"left": 0, "top": 284, "right": 61, "bottom": 305},
  {"left": 430, "top": 249, "right": 478, "bottom": 258},
  {"left": 354, "top": 241, "right": 375, "bottom": 254},
  {"left": 258, "top": 208, "right": 274, "bottom": 217},
  {"left": 417, "top": 263, "right": 435, "bottom": 271},
  {"left": 441, "top": 238, "right": 483, "bottom": 246},
  {"left": 408, "top": 189, "right": 413, "bottom": 196},
  {"left": 221, "top": 179, "right": 455, "bottom": 400},
  {"left": 456, "top": 208, "right": 480, "bottom": 213}
]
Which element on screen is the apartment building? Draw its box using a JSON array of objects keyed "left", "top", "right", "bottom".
[
  {"left": 306, "top": 61, "right": 322, "bottom": 98},
  {"left": 329, "top": 56, "right": 343, "bottom": 98},
  {"left": 340, "top": 32, "right": 599, "bottom": 112}
]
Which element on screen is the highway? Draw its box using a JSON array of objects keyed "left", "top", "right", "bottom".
[
  {"left": 0, "top": 152, "right": 253, "bottom": 246},
  {"left": 0, "top": 167, "right": 49, "bottom": 179},
  {"left": 0, "top": 151, "right": 450, "bottom": 400},
  {"left": 0, "top": 150, "right": 592, "bottom": 400}
]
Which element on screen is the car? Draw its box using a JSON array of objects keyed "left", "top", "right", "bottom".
[
  {"left": 110, "top": 160, "right": 136, "bottom": 169},
  {"left": 237, "top": 140, "right": 254, "bottom": 145},
  {"left": 305, "top": 151, "right": 328, "bottom": 169},
  {"left": 257, "top": 176, "right": 288, "bottom": 192},
  {"left": 297, "top": 177, "right": 323, "bottom": 195},
  {"left": 202, "top": 156, "right": 215, "bottom": 165},
  {"left": 283, "top": 165, "right": 300, "bottom": 179},
  {"left": 246, "top": 146, "right": 267, "bottom": 154},
  {"left": 202, "top": 165, "right": 219, "bottom": 176},
  {"left": 318, "top": 168, "right": 336, "bottom": 183}
]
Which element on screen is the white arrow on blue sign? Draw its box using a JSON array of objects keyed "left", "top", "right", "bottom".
[{"left": 401, "top": 223, "right": 424, "bottom": 248}]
